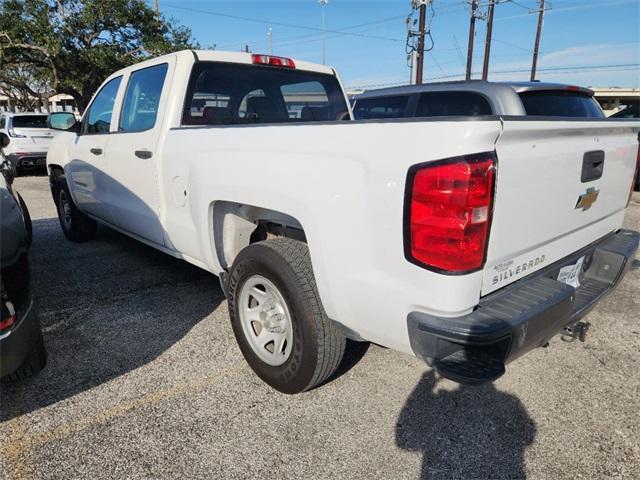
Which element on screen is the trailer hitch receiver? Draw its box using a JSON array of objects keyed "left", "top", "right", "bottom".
[{"left": 562, "top": 321, "right": 591, "bottom": 342}]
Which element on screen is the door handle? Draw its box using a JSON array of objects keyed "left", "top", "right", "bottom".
[
  {"left": 90, "top": 148, "right": 103, "bottom": 155},
  {"left": 134, "top": 150, "right": 153, "bottom": 159},
  {"left": 581, "top": 150, "right": 605, "bottom": 182}
]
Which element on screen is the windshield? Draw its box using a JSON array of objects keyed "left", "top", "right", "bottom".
[
  {"left": 518, "top": 91, "right": 604, "bottom": 118},
  {"left": 182, "top": 62, "right": 349, "bottom": 125},
  {"left": 11, "top": 115, "right": 48, "bottom": 128}
]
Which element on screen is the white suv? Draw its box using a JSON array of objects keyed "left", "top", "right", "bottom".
[{"left": 0, "top": 112, "right": 58, "bottom": 173}]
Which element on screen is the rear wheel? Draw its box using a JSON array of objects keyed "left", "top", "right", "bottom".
[
  {"left": 54, "top": 176, "right": 97, "bottom": 242},
  {"left": 228, "top": 238, "right": 346, "bottom": 393}
]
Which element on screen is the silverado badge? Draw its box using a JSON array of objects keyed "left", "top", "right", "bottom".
[{"left": 575, "top": 187, "right": 599, "bottom": 211}]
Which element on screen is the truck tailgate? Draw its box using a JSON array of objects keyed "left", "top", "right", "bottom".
[{"left": 482, "top": 120, "right": 639, "bottom": 295}]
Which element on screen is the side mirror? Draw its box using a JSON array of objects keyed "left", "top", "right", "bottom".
[
  {"left": 48, "top": 112, "right": 79, "bottom": 133},
  {"left": 0, "top": 132, "right": 9, "bottom": 148}
]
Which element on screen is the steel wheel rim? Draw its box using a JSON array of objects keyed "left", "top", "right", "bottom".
[
  {"left": 238, "top": 275, "right": 293, "bottom": 367},
  {"left": 59, "top": 190, "right": 72, "bottom": 228}
]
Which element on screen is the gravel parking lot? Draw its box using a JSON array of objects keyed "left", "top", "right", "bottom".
[{"left": 2, "top": 174, "right": 639, "bottom": 480}]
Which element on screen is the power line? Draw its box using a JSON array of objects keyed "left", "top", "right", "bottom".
[
  {"left": 493, "top": 38, "right": 532, "bottom": 52},
  {"left": 509, "top": 0, "right": 534, "bottom": 10},
  {"left": 496, "top": 0, "right": 637, "bottom": 21},
  {"left": 429, "top": 51, "right": 449, "bottom": 77},
  {"left": 347, "top": 63, "right": 640, "bottom": 89},
  {"left": 223, "top": 15, "right": 409, "bottom": 53},
  {"left": 161, "top": 3, "right": 405, "bottom": 43}
]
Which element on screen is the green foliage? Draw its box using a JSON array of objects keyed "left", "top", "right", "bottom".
[{"left": 0, "top": 0, "right": 198, "bottom": 110}]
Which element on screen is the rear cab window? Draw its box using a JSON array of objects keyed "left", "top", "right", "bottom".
[
  {"left": 352, "top": 96, "right": 410, "bottom": 119},
  {"left": 182, "top": 62, "right": 348, "bottom": 125},
  {"left": 119, "top": 63, "right": 168, "bottom": 132},
  {"left": 11, "top": 115, "right": 48, "bottom": 128},
  {"left": 518, "top": 91, "right": 604, "bottom": 118}
]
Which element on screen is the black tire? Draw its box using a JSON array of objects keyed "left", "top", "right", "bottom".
[
  {"left": 6, "top": 319, "right": 47, "bottom": 382},
  {"left": 228, "top": 238, "right": 346, "bottom": 394},
  {"left": 16, "top": 192, "right": 32, "bottom": 246},
  {"left": 54, "top": 176, "right": 97, "bottom": 242}
]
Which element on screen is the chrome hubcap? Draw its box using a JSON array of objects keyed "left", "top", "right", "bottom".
[{"left": 238, "top": 275, "right": 293, "bottom": 366}]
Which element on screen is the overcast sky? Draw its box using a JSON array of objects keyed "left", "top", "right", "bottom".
[{"left": 152, "top": 0, "right": 640, "bottom": 88}]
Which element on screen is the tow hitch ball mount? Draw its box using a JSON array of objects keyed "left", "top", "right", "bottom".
[{"left": 562, "top": 321, "right": 591, "bottom": 342}]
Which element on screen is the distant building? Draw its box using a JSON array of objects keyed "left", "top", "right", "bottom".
[
  {"left": 591, "top": 87, "right": 640, "bottom": 116},
  {"left": 0, "top": 93, "right": 79, "bottom": 113}
]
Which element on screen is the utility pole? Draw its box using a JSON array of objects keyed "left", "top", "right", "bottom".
[
  {"left": 530, "top": 0, "right": 546, "bottom": 81},
  {"left": 415, "top": 0, "right": 428, "bottom": 84},
  {"left": 319, "top": 0, "right": 328, "bottom": 65},
  {"left": 409, "top": 49, "right": 418, "bottom": 84},
  {"left": 154, "top": 0, "right": 159, "bottom": 17},
  {"left": 268, "top": 27, "right": 273, "bottom": 54},
  {"left": 466, "top": 0, "right": 478, "bottom": 80},
  {"left": 481, "top": 0, "right": 495, "bottom": 80}
]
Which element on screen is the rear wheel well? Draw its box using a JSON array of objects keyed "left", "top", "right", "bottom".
[{"left": 213, "top": 201, "right": 306, "bottom": 270}]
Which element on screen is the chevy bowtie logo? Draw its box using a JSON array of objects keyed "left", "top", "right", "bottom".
[{"left": 575, "top": 187, "right": 600, "bottom": 211}]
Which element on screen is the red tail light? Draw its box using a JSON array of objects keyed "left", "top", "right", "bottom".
[
  {"left": 404, "top": 153, "right": 496, "bottom": 273},
  {"left": 251, "top": 54, "right": 296, "bottom": 69}
]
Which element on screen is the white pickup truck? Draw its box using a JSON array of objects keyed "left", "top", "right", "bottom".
[{"left": 46, "top": 50, "right": 639, "bottom": 393}]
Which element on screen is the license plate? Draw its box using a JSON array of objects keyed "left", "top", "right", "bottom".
[{"left": 557, "top": 256, "right": 584, "bottom": 288}]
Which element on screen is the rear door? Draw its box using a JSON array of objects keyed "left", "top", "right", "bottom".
[
  {"left": 102, "top": 60, "right": 171, "bottom": 246},
  {"left": 482, "top": 120, "right": 639, "bottom": 295}
]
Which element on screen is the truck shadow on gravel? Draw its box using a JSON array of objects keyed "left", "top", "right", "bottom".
[
  {"left": 396, "top": 370, "right": 535, "bottom": 479},
  {"left": 1, "top": 218, "right": 224, "bottom": 421}
]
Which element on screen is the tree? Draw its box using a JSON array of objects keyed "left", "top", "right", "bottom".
[
  {"left": 0, "top": 0, "right": 198, "bottom": 112},
  {"left": 0, "top": 63, "right": 55, "bottom": 111}
]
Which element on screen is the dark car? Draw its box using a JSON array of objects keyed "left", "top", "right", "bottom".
[
  {"left": 0, "top": 131, "right": 47, "bottom": 381},
  {"left": 351, "top": 81, "right": 605, "bottom": 119}
]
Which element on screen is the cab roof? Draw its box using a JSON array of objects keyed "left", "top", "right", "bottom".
[
  {"left": 106, "top": 49, "right": 336, "bottom": 78},
  {"left": 355, "top": 80, "right": 594, "bottom": 99}
]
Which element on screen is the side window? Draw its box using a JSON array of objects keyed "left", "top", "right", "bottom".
[
  {"left": 352, "top": 96, "right": 410, "bottom": 119},
  {"left": 416, "top": 92, "right": 492, "bottom": 117},
  {"left": 84, "top": 76, "right": 122, "bottom": 134},
  {"left": 119, "top": 63, "right": 169, "bottom": 133},
  {"left": 0, "top": 115, "right": 5, "bottom": 129}
]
